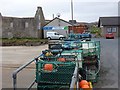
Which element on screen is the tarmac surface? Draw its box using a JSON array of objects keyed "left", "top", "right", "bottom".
[
  {"left": 1, "top": 38, "right": 119, "bottom": 89},
  {"left": 1, "top": 45, "right": 48, "bottom": 89},
  {"left": 93, "top": 38, "right": 118, "bottom": 88}
]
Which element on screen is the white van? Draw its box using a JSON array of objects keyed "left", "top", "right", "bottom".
[{"left": 46, "top": 32, "right": 65, "bottom": 40}]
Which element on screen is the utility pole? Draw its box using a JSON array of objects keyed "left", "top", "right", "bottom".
[
  {"left": 71, "top": 0, "right": 74, "bottom": 33},
  {"left": 71, "top": 0, "right": 73, "bottom": 22}
]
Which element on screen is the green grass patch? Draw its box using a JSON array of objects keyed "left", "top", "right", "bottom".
[{"left": 1, "top": 38, "right": 48, "bottom": 46}]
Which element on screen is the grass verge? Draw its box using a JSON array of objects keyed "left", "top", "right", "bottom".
[{"left": 1, "top": 38, "right": 48, "bottom": 46}]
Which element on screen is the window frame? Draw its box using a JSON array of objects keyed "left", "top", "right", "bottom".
[
  {"left": 10, "top": 22, "right": 13, "bottom": 28},
  {"left": 111, "top": 27, "right": 117, "bottom": 33},
  {"left": 107, "top": 27, "right": 112, "bottom": 33},
  {"left": 25, "top": 22, "right": 29, "bottom": 28}
]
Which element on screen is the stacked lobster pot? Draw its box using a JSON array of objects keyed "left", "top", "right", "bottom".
[
  {"left": 35, "top": 34, "right": 100, "bottom": 90},
  {"left": 79, "top": 41, "right": 100, "bottom": 82},
  {"left": 36, "top": 44, "right": 79, "bottom": 90}
]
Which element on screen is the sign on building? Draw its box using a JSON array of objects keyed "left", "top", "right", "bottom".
[{"left": 43, "top": 26, "right": 68, "bottom": 30}]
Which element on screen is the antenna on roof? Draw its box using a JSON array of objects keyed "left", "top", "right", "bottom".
[
  {"left": 57, "top": 13, "right": 61, "bottom": 18},
  {"left": 53, "top": 14, "right": 54, "bottom": 19}
]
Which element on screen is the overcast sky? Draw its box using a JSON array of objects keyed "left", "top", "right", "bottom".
[{"left": 0, "top": 0, "right": 119, "bottom": 23}]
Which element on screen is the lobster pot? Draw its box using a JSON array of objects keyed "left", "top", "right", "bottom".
[
  {"left": 81, "top": 41, "right": 100, "bottom": 57},
  {"left": 81, "top": 41, "right": 100, "bottom": 83},
  {"left": 85, "top": 65, "right": 99, "bottom": 83},
  {"left": 61, "top": 50, "right": 82, "bottom": 59},
  {"left": 36, "top": 60, "right": 76, "bottom": 85},
  {"left": 61, "top": 50, "right": 83, "bottom": 68},
  {"left": 68, "top": 33, "right": 82, "bottom": 39}
]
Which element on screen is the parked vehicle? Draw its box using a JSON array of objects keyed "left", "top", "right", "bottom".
[
  {"left": 46, "top": 31, "right": 65, "bottom": 40},
  {"left": 80, "top": 32, "right": 91, "bottom": 41},
  {"left": 105, "top": 33, "right": 114, "bottom": 39}
]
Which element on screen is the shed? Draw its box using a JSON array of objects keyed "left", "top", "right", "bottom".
[
  {"left": 43, "top": 17, "right": 72, "bottom": 38},
  {"left": 98, "top": 16, "right": 120, "bottom": 37}
]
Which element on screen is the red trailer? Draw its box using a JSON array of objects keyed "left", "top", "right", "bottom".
[{"left": 68, "top": 24, "right": 87, "bottom": 34}]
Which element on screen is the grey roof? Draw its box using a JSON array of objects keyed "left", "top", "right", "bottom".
[
  {"left": 69, "top": 20, "right": 77, "bottom": 24},
  {"left": 98, "top": 16, "right": 120, "bottom": 27},
  {"left": 44, "top": 17, "right": 72, "bottom": 26}
]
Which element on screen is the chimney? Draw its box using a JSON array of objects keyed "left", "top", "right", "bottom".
[
  {"left": 35, "top": 7, "right": 45, "bottom": 39},
  {"left": 35, "top": 6, "right": 45, "bottom": 24}
]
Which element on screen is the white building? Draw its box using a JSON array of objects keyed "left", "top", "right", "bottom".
[{"left": 43, "top": 17, "right": 72, "bottom": 38}]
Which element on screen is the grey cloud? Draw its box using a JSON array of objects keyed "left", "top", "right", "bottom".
[{"left": 0, "top": 0, "right": 118, "bottom": 22}]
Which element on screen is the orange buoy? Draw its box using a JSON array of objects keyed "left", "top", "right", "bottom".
[
  {"left": 79, "top": 80, "right": 89, "bottom": 88},
  {"left": 58, "top": 58, "right": 66, "bottom": 62},
  {"left": 44, "top": 64, "right": 53, "bottom": 71},
  {"left": 81, "top": 85, "right": 89, "bottom": 88}
]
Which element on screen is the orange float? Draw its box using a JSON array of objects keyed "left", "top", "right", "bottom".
[
  {"left": 81, "top": 85, "right": 89, "bottom": 88},
  {"left": 79, "top": 80, "right": 89, "bottom": 88},
  {"left": 58, "top": 58, "right": 66, "bottom": 62},
  {"left": 44, "top": 64, "right": 53, "bottom": 71}
]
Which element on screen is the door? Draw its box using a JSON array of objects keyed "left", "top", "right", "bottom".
[{"left": 53, "top": 33, "right": 59, "bottom": 39}]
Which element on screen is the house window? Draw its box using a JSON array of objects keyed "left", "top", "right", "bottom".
[
  {"left": 111, "top": 27, "right": 117, "bottom": 32},
  {"left": 107, "top": 27, "right": 117, "bottom": 33},
  {"left": 107, "top": 28, "right": 112, "bottom": 33},
  {"left": 25, "top": 22, "right": 29, "bottom": 28},
  {"left": 10, "top": 22, "right": 13, "bottom": 28}
]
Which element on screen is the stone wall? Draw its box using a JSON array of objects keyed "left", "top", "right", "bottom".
[
  {"left": 1, "top": 7, "right": 45, "bottom": 39},
  {"left": 0, "top": 13, "right": 2, "bottom": 38},
  {"left": 2, "top": 17, "right": 38, "bottom": 38}
]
